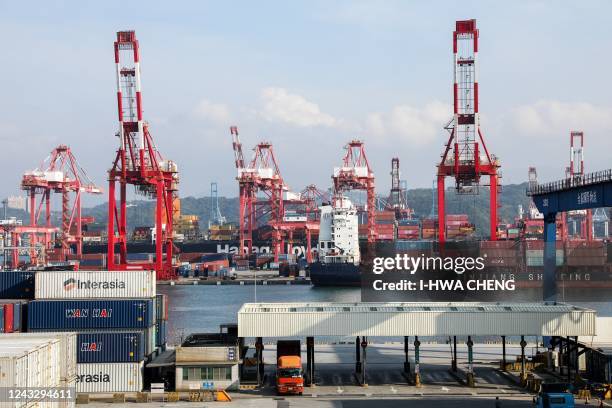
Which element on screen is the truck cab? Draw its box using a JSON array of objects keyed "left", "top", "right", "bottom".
[
  {"left": 276, "top": 355, "right": 304, "bottom": 395},
  {"left": 535, "top": 383, "right": 575, "bottom": 408},
  {"left": 276, "top": 340, "right": 304, "bottom": 395}
]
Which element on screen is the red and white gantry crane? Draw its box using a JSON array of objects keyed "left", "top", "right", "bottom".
[
  {"left": 107, "top": 31, "right": 179, "bottom": 280},
  {"left": 333, "top": 140, "right": 376, "bottom": 244},
  {"left": 437, "top": 19, "right": 501, "bottom": 243},
  {"left": 21, "top": 145, "right": 101, "bottom": 261}
]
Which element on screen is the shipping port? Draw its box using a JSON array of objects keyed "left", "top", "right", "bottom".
[{"left": 1, "top": 3, "right": 612, "bottom": 407}]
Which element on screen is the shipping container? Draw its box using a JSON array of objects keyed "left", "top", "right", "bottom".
[
  {"left": 3, "top": 303, "right": 14, "bottom": 333},
  {"left": 0, "top": 332, "right": 77, "bottom": 380},
  {"left": 155, "top": 294, "right": 168, "bottom": 321},
  {"left": 526, "top": 249, "right": 564, "bottom": 266},
  {"left": 76, "top": 362, "right": 144, "bottom": 393},
  {"left": 0, "top": 338, "right": 62, "bottom": 391},
  {"left": 76, "top": 332, "right": 147, "bottom": 363},
  {"left": 155, "top": 319, "right": 167, "bottom": 347},
  {"left": 34, "top": 270, "right": 155, "bottom": 299},
  {"left": 0, "top": 271, "right": 35, "bottom": 299},
  {"left": 27, "top": 299, "right": 155, "bottom": 330},
  {"left": 0, "top": 307, "right": 3, "bottom": 333},
  {"left": 395, "top": 240, "right": 433, "bottom": 252},
  {"left": 567, "top": 256, "right": 607, "bottom": 266}
]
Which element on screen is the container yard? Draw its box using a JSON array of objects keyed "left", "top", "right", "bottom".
[{"left": 1, "top": 2, "right": 612, "bottom": 406}]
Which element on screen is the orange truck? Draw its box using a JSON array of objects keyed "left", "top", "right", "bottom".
[{"left": 276, "top": 340, "right": 304, "bottom": 395}]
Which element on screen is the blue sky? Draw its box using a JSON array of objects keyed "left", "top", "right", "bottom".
[{"left": 1, "top": 1, "right": 611, "bottom": 207}]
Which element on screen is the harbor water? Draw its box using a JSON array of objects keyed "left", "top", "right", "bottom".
[
  {"left": 157, "top": 284, "right": 360, "bottom": 344},
  {"left": 157, "top": 283, "right": 612, "bottom": 345}
]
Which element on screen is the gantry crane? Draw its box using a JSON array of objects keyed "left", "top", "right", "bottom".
[
  {"left": 209, "top": 182, "right": 227, "bottom": 228},
  {"left": 386, "top": 157, "right": 413, "bottom": 220},
  {"left": 299, "top": 184, "right": 330, "bottom": 221},
  {"left": 231, "top": 127, "right": 321, "bottom": 262},
  {"left": 231, "top": 126, "right": 284, "bottom": 259},
  {"left": 107, "top": 31, "right": 179, "bottom": 280},
  {"left": 21, "top": 145, "right": 102, "bottom": 261},
  {"left": 437, "top": 19, "right": 501, "bottom": 243},
  {"left": 333, "top": 140, "right": 376, "bottom": 244}
]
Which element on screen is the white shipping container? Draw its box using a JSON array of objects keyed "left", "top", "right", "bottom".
[
  {"left": 0, "top": 333, "right": 77, "bottom": 380},
  {"left": 76, "top": 362, "right": 144, "bottom": 393},
  {"left": 0, "top": 338, "right": 63, "bottom": 408},
  {"left": 59, "top": 376, "right": 77, "bottom": 408},
  {"left": 0, "top": 339, "right": 61, "bottom": 389},
  {"left": 35, "top": 270, "right": 156, "bottom": 299}
]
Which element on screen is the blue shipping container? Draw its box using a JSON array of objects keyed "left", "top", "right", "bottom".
[
  {"left": 0, "top": 271, "right": 35, "bottom": 299},
  {"left": 155, "top": 320, "right": 167, "bottom": 347},
  {"left": 155, "top": 294, "right": 168, "bottom": 321},
  {"left": 0, "top": 307, "right": 3, "bottom": 333},
  {"left": 27, "top": 299, "right": 155, "bottom": 330},
  {"left": 76, "top": 332, "right": 146, "bottom": 363}
]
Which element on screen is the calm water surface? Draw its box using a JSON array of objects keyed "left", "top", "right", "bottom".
[{"left": 157, "top": 284, "right": 359, "bottom": 344}]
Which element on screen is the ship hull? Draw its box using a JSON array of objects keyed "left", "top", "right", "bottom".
[{"left": 309, "top": 261, "right": 361, "bottom": 287}]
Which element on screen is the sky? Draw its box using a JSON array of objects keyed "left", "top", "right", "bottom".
[{"left": 1, "top": 0, "right": 611, "bottom": 208}]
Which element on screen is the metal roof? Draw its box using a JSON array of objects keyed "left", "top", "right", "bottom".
[{"left": 238, "top": 302, "right": 596, "bottom": 338}]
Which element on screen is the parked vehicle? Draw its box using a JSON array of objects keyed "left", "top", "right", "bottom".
[
  {"left": 535, "top": 383, "right": 575, "bottom": 408},
  {"left": 276, "top": 340, "right": 303, "bottom": 395}
]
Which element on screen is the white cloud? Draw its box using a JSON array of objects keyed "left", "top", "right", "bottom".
[
  {"left": 365, "top": 101, "right": 451, "bottom": 146},
  {"left": 512, "top": 100, "right": 612, "bottom": 136},
  {"left": 260, "top": 87, "right": 339, "bottom": 128},
  {"left": 192, "top": 99, "right": 231, "bottom": 124}
]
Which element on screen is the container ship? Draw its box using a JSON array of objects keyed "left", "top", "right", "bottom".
[{"left": 308, "top": 197, "right": 361, "bottom": 287}]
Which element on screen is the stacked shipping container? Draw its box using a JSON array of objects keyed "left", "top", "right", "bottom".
[
  {"left": 373, "top": 211, "right": 395, "bottom": 241},
  {"left": 27, "top": 270, "right": 165, "bottom": 393},
  {"left": 445, "top": 214, "right": 476, "bottom": 239},
  {"left": 0, "top": 272, "right": 35, "bottom": 334},
  {"left": 397, "top": 219, "right": 420, "bottom": 240},
  {"left": 421, "top": 218, "right": 437, "bottom": 239},
  {"left": 566, "top": 241, "right": 607, "bottom": 266},
  {"left": 0, "top": 332, "right": 77, "bottom": 408},
  {"left": 155, "top": 293, "right": 168, "bottom": 350}
]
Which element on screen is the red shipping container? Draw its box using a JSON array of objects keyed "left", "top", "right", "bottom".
[
  {"left": 566, "top": 241, "right": 604, "bottom": 249},
  {"left": 3, "top": 303, "right": 14, "bottom": 333}
]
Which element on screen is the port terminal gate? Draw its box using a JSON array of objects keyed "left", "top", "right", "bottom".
[
  {"left": 238, "top": 302, "right": 596, "bottom": 388},
  {"left": 529, "top": 169, "right": 612, "bottom": 301}
]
